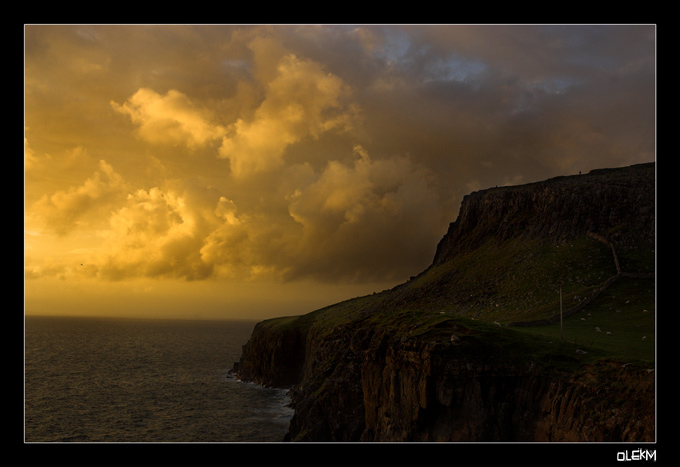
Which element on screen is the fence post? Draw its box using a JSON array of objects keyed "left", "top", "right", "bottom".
[{"left": 560, "top": 287, "right": 564, "bottom": 342}]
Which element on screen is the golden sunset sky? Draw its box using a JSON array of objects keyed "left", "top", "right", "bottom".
[{"left": 24, "top": 24, "right": 656, "bottom": 320}]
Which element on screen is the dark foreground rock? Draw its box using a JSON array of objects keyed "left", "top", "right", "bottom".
[
  {"left": 232, "top": 163, "right": 655, "bottom": 442},
  {"left": 235, "top": 314, "right": 654, "bottom": 442}
]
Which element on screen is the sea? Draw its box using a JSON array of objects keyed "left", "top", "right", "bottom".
[{"left": 24, "top": 315, "right": 294, "bottom": 443}]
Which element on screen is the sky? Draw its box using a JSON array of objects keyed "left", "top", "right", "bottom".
[{"left": 24, "top": 24, "right": 656, "bottom": 321}]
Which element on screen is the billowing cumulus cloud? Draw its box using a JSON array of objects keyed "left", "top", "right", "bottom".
[
  {"left": 24, "top": 25, "right": 655, "bottom": 318},
  {"left": 32, "top": 160, "right": 127, "bottom": 236},
  {"left": 111, "top": 88, "right": 226, "bottom": 148},
  {"left": 47, "top": 178, "right": 252, "bottom": 283},
  {"left": 218, "top": 52, "right": 359, "bottom": 176},
  {"left": 285, "top": 145, "right": 443, "bottom": 282},
  {"left": 26, "top": 145, "right": 442, "bottom": 285},
  {"left": 94, "top": 183, "right": 218, "bottom": 281}
]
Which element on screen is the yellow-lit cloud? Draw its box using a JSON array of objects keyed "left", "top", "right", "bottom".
[
  {"left": 94, "top": 184, "right": 211, "bottom": 280},
  {"left": 24, "top": 130, "right": 36, "bottom": 170},
  {"left": 24, "top": 25, "right": 655, "bottom": 319},
  {"left": 111, "top": 88, "right": 226, "bottom": 149},
  {"left": 218, "top": 53, "right": 359, "bottom": 176},
  {"left": 31, "top": 160, "right": 127, "bottom": 236},
  {"left": 284, "top": 145, "right": 443, "bottom": 282},
  {"left": 26, "top": 142, "right": 442, "bottom": 285}
]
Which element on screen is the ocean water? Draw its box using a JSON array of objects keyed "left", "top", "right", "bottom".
[{"left": 24, "top": 315, "right": 294, "bottom": 443}]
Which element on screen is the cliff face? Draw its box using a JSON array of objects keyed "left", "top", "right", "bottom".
[
  {"left": 231, "top": 319, "right": 306, "bottom": 388},
  {"left": 433, "top": 164, "right": 655, "bottom": 266},
  {"left": 358, "top": 334, "right": 653, "bottom": 442},
  {"left": 236, "top": 315, "right": 654, "bottom": 442},
  {"left": 232, "top": 163, "right": 655, "bottom": 442}
]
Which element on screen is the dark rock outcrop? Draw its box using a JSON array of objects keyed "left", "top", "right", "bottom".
[
  {"left": 231, "top": 318, "right": 307, "bottom": 388},
  {"left": 433, "top": 163, "right": 655, "bottom": 266},
  {"left": 231, "top": 162, "right": 656, "bottom": 442},
  {"left": 236, "top": 315, "right": 654, "bottom": 442},
  {"left": 358, "top": 335, "right": 653, "bottom": 442}
]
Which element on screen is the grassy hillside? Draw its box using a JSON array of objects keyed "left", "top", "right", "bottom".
[
  {"left": 263, "top": 232, "right": 654, "bottom": 368},
  {"left": 516, "top": 276, "right": 655, "bottom": 363},
  {"left": 262, "top": 164, "right": 656, "bottom": 367}
]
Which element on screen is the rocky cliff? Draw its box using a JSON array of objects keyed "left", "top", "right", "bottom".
[
  {"left": 433, "top": 164, "right": 655, "bottom": 266},
  {"left": 231, "top": 162, "right": 655, "bottom": 442}
]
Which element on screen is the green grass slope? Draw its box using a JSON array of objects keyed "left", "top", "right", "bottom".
[{"left": 262, "top": 164, "right": 655, "bottom": 367}]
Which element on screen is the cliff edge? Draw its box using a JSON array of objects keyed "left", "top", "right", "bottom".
[{"left": 231, "top": 162, "right": 656, "bottom": 442}]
